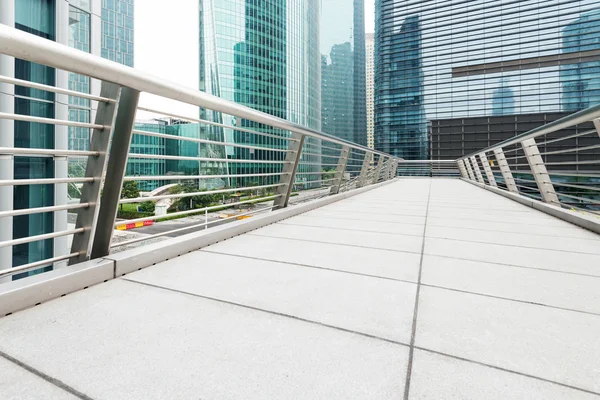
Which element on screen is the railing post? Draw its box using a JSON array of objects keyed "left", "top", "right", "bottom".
[
  {"left": 357, "top": 151, "right": 371, "bottom": 187},
  {"left": 329, "top": 145, "right": 350, "bottom": 195},
  {"left": 391, "top": 159, "right": 398, "bottom": 178},
  {"left": 273, "top": 132, "right": 305, "bottom": 209},
  {"left": 372, "top": 155, "right": 385, "bottom": 184},
  {"left": 521, "top": 138, "right": 559, "bottom": 204},
  {"left": 89, "top": 86, "right": 140, "bottom": 260},
  {"left": 463, "top": 158, "right": 475, "bottom": 180},
  {"left": 457, "top": 159, "right": 468, "bottom": 179},
  {"left": 383, "top": 157, "right": 395, "bottom": 181},
  {"left": 594, "top": 118, "right": 600, "bottom": 137},
  {"left": 470, "top": 156, "right": 485, "bottom": 183},
  {"left": 493, "top": 148, "right": 518, "bottom": 193},
  {"left": 478, "top": 153, "right": 497, "bottom": 187},
  {"left": 69, "top": 83, "right": 120, "bottom": 264}
]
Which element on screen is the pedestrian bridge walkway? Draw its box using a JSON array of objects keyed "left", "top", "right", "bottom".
[{"left": 1, "top": 179, "right": 600, "bottom": 399}]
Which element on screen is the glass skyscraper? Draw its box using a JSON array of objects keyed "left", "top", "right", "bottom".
[
  {"left": 320, "top": 0, "right": 367, "bottom": 147},
  {"left": 199, "top": 0, "right": 321, "bottom": 188},
  {"left": 375, "top": 0, "right": 600, "bottom": 159}
]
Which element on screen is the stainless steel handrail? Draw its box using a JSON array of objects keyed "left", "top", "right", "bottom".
[{"left": 0, "top": 24, "right": 386, "bottom": 158}]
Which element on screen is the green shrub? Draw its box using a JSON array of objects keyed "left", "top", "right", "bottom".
[{"left": 138, "top": 201, "right": 155, "bottom": 213}]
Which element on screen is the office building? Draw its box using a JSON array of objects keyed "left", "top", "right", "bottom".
[
  {"left": 199, "top": 0, "right": 321, "bottom": 186},
  {"left": 366, "top": 32, "right": 374, "bottom": 150},
  {"left": 0, "top": 0, "right": 134, "bottom": 277},
  {"left": 320, "top": 0, "right": 367, "bottom": 147},
  {"left": 375, "top": 0, "right": 600, "bottom": 160}
]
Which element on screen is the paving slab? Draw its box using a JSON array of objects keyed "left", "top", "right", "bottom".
[
  {"left": 426, "top": 224, "right": 600, "bottom": 254},
  {"left": 427, "top": 217, "right": 599, "bottom": 239},
  {"left": 0, "top": 356, "right": 78, "bottom": 400},
  {"left": 281, "top": 214, "right": 425, "bottom": 235},
  {"left": 126, "top": 251, "right": 416, "bottom": 342},
  {"left": 421, "top": 255, "right": 600, "bottom": 314},
  {"left": 301, "top": 208, "right": 427, "bottom": 224},
  {"left": 409, "top": 349, "right": 599, "bottom": 400},
  {"left": 203, "top": 234, "right": 421, "bottom": 282},
  {"left": 424, "top": 236, "right": 600, "bottom": 276},
  {"left": 250, "top": 223, "right": 424, "bottom": 253},
  {"left": 415, "top": 286, "right": 600, "bottom": 393},
  {"left": 0, "top": 280, "right": 408, "bottom": 400}
]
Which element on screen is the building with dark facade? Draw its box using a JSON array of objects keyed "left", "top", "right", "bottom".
[{"left": 375, "top": 0, "right": 600, "bottom": 160}]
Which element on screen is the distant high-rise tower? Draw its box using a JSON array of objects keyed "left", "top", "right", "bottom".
[
  {"left": 492, "top": 80, "right": 516, "bottom": 116},
  {"left": 320, "top": 0, "right": 367, "bottom": 146},
  {"left": 365, "top": 33, "right": 374, "bottom": 150},
  {"left": 375, "top": 12, "right": 427, "bottom": 159},
  {"left": 561, "top": 9, "right": 600, "bottom": 112}
]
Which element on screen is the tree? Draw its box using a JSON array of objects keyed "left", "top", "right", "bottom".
[
  {"left": 322, "top": 169, "right": 336, "bottom": 181},
  {"left": 120, "top": 181, "right": 140, "bottom": 210}
]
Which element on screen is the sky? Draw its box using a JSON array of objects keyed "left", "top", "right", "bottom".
[{"left": 134, "top": 0, "right": 375, "bottom": 119}]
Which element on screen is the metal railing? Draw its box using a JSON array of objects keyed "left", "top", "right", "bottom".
[
  {"left": 0, "top": 25, "right": 399, "bottom": 280},
  {"left": 396, "top": 160, "right": 460, "bottom": 177},
  {"left": 457, "top": 104, "right": 600, "bottom": 215}
]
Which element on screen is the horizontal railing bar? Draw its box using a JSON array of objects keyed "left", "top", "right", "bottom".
[
  {"left": 462, "top": 103, "right": 600, "bottom": 159},
  {"left": 0, "top": 177, "right": 95, "bottom": 186},
  {"left": 136, "top": 106, "right": 298, "bottom": 142},
  {"left": 0, "top": 75, "right": 115, "bottom": 103},
  {"left": 0, "top": 147, "right": 99, "bottom": 157},
  {"left": 127, "top": 153, "right": 289, "bottom": 164},
  {"left": 548, "top": 172, "right": 600, "bottom": 178},
  {"left": 294, "top": 179, "right": 335, "bottom": 185},
  {"left": 0, "top": 26, "right": 393, "bottom": 159},
  {"left": 123, "top": 173, "right": 286, "bottom": 181},
  {"left": 110, "top": 205, "right": 275, "bottom": 248},
  {"left": 0, "top": 112, "right": 104, "bottom": 129},
  {"left": 0, "top": 228, "right": 84, "bottom": 248},
  {"left": 302, "top": 151, "right": 330, "bottom": 157},
  {"left": 119, "top": 183, "right": 282, "bottom": 204},
  {"left": 115, "top": 194, "right": 281, "bottom": 225},
  {"left": 294, "top": 172, "right": 331, "bottom": 175},
  {"left": 540, "top": 160, "right": 600, "bottom": 166},
  {"left": 0, "top": 202, "right": 89, "bottom": 218},
  {"left": 547, "top": 181, "right": 600, "bottom": 192},
  {"left": 320, "top": 144, "right": 345, "bottom": 152},
  {"left": 538, "top": 144, "right": 600, "bottom": 156},
  {"left": 132, "top": 129, "right": 290, "bottom": 153},
  {"left": 299, "top": 163, "right": 339, "bottom": 167},
  {"left": 535, "top": 129, "right": 597, "bottom": 146},
  {"left": 399, "top": 160, "right": 457, "bottom": 163},
  {"left": 0, "top": 252, "right": 80, "bottom": 278},
  {"left": 556, "top": 192, "right": 600, "bottom": 205}
]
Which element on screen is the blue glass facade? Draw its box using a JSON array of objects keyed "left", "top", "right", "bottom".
[
  {"left": 12, "top": 0, "right": 56, "bottom": 275},
  {"left": 375, "top": 0, "right": 600, "bottom": 159},
  {"left": 101, "top": 0, "right": 134, "bottom": 67},
  {"left": 199, "top": 0, "right": 321, "bottom": 188}
]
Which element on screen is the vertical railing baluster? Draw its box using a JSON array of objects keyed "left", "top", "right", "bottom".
[
  {"left": 470, "top": 156, "right": 485, "bottom": 184},
  {"left": 273, "top": 132, "right": 305, "bottom": 209},
  {"left": 521, "top": 138, "right": 559, "bottom": 204},
  {"left": 493, "top": 148, "right": 518, "bottom": 193},
  {"left": 357, "top": 151, "right": 371, "bottom": 188},
  {"left": 463, "top": 158, "right": 475, "bottom": 180},
  {"left": 372, "top": 155, "right": 385, "bottom": 184},
  {"left": 330, "top": 145, "right": 349, "bottom": 195},
  {"left": 69, "top": 83, "right": 120, "bottom": 264},
  {"left": 457, "top": 159, "right": 468, "bottom": 179},
  {"left": 478, "top": 153, "right": 497, "bottom": 187}
]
